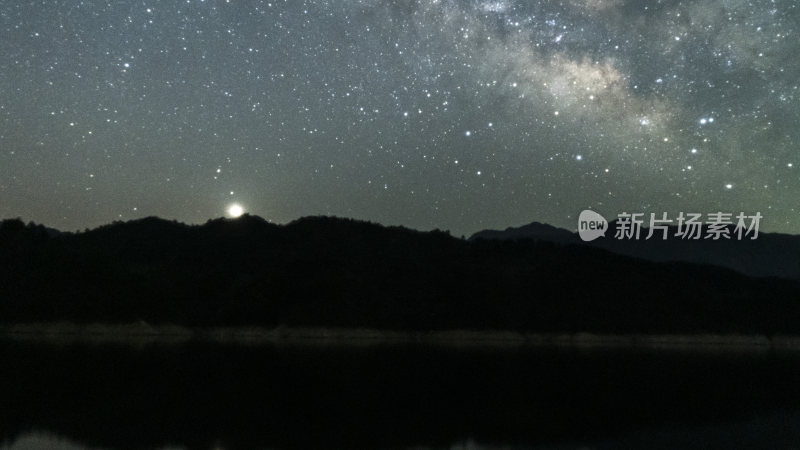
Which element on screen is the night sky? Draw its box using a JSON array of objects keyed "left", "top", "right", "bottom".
[{"left": 1, "top": 0, "right": 797, "bottom": 236}]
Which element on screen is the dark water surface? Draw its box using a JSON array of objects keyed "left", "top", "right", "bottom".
[{"left": 1, "top": 340, "right": 800, "bottom": 449}]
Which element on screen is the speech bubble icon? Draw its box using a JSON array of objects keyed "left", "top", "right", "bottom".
[{"left": 578, "top": 210, "right": 608, "bottom": 242}]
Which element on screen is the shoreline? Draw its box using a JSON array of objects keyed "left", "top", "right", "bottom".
[{"left": 3, "top": 323, "right": 800, "bottom": 349}]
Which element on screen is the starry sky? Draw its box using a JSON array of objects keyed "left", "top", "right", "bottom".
[{"left": 1, "top": 0, "right": 798, "bottom": 236}]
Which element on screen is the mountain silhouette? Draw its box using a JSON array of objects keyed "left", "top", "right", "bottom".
[
  {"left": 470, "top": 221, "right": 576, "bottom": 244},
  {"left": 2, "top": 215, "right": 800, "bottom": 334},
  {"left": 471, "top": 221, "right": 800, "bottom": 280}
]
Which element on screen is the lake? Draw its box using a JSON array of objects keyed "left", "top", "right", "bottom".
[{"left": 1, "top": 339, "right": 800, "bottom": 449}]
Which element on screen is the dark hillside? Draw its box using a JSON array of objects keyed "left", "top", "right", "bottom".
[{"left": 1, "top": 216, "right": 799, "bottom": 334}]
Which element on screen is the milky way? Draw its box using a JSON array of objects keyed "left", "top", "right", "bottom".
[{"left": 1, "top": 0, "right": 798, "bottom": 235}]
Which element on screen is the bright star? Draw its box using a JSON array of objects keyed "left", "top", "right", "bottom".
[{"left": 227, "top": 203, "right": 245, "bottom": 218}]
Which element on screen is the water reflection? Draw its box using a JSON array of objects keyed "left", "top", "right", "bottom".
[
  {"left": 2, "top": 432, "right": 184, "bottom": 450},
  {"left": 1, "top": 340, "right": 799, "bottom": 449}
]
